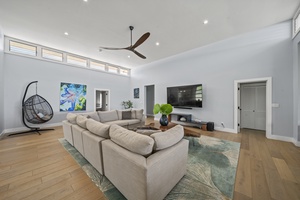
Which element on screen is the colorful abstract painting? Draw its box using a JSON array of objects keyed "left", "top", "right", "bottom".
[{"left": 60, "top": 82, "right": 87, "bottom": 111}]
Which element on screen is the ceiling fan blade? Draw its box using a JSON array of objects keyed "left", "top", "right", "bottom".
[
  {"left": 99, "top": 47, "right": 127, "bottom": 50},
  {"left": 131, "top": 32, "right": 150, "bottom": 49},
  {"left": 132, "top": 50, "right": 146, "bottom": 59}
]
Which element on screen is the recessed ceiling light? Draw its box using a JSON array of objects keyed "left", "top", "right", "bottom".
[
  {"left": 203, "top": 20, "right": 208, "bottom": 25},
  {"left": 64, "top": 32, "right": 69, "bottom": 36},
  {"left": 83, "top": 0, "right": 88, "bottom": 2},
  {"left": 156, "top": 42, "right": 160, "bottom": 46},
  {"left": 128, "top": 55, "right": 130, "bottom": 58}
]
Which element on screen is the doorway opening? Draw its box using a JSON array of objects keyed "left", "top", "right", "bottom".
[
  {"left": 234, "top": 77, "right": 272, "bottom": 138},
  {"left": 145, "top": 85, "right": 155, "bottom": 117},
  {"left": 240, "top": 82, "right": 266, "bottom": 131},
  {"left": 94, "top": 89, "right": 110, "bottom": 111}
]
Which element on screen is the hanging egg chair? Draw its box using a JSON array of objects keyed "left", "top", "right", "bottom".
[{"left": 10, "top": 81, "right": 54, "bottom": 136}]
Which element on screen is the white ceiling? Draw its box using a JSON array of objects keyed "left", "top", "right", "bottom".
[{"left": 0, "top": 0, "right": 299, "bottom": 68}]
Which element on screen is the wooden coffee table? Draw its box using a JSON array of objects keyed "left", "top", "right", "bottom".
[{"left": 146, "top": 121, "right": 200, "bottom": 137}]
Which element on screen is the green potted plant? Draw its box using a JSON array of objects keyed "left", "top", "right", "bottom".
[
  {"left": 153, "top": 103, "right": 173, "bottom": 126},
  {"left": 122, "top": 100, "right": 133, "bottom": 109}
]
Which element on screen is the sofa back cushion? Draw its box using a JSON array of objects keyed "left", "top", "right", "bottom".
[
  {"left": 150, "top": 125, "right": 184, "bottom": 151},
  {"left": 133, "top": 109, "right": 143, "bottom": 120},
  {"left": 86, "top": 112, "right": 100, "bottom": 122},
  {"left": 98, "top": 110, "right": 119, "bottom": 123},
  {"left": 66, "top": 113, "right": 77, "bottom": 124},
  {"left": 76, "top": 115, "right": 88, "bottom": 129},
  {"left": 86, "top": 119, "right": 110, "bottom": 138},
  {"left": 109, "top": 124, "right": 154, "bottom": 156}
]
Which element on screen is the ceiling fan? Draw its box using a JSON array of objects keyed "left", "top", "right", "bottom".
[{"left": 99, "top": 26, "right": 150, "bottom": 59}]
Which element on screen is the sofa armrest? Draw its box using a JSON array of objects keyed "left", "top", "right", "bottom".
[
  {"left": 102, "top": 140, "right": 147, "bottom": 200},
  {"left": 146, "top": 139, "right": 189, "bottom": 200},
  {"left": 62, "top": 120, "right": 74, "bottom": 146}
]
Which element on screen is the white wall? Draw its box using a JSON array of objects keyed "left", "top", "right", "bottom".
[
  {"left": 3, "top": 54, "right": 130, "bottom": 130},
  {"left": 292, "top": 28, "right": 300, "bottom": 143},
  {"left": 131, "top": 21, "right": 293, "bottom": 138},
  {"left": 0, "top": 26, "right": 4, "bottom": 133}
]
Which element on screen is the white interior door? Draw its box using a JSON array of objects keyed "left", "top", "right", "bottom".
[{"left": 241, "top": 84, "right": 266, "bottom": 130}]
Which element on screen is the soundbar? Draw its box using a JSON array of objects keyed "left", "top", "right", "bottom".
[{"left": 174, "top": 106, "right": 192, "bottom": 109}]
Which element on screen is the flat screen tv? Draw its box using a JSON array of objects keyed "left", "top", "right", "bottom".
[{"left": 167, "top": 84, "right": 203, "bottom": 108}]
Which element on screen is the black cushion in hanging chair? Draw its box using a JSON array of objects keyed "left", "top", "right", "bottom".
[{"left": 23, "top": 94, "right": 54, "bottom": 124}]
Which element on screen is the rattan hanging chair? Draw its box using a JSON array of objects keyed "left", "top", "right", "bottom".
[{"left": 10, "top": 81, "right": 54, "bottom": 136}]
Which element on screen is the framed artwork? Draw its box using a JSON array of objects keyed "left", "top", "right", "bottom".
[
  {"left": 134, "top": 88, "right": 139, "bottom": 99},
  {"left": 60, "top": 82, "right": 87, "bottom": 111}
]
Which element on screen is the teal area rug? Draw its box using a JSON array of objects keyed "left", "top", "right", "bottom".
[{"left": 59, "top": 136, "right": 240, "bottom": 200}]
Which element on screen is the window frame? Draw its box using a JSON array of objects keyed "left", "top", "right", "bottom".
[{"left": 4, "top": 36, "right": 131, "bottom": 76}]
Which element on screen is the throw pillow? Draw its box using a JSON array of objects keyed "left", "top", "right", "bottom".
[{"left": 122, "top": 110, "right": 132, "bottom": 119}]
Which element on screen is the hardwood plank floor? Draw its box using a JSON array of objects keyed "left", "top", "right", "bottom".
[{"left": 0, "top": 119, "right": 299, "bottom": 200}]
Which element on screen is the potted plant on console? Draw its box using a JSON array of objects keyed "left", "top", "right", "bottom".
[{"left": 153, "top": 103, "right": 173, "bottom": 126}]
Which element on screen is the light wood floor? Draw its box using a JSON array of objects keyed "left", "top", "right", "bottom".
[{"left": 0, "top": 120, "right": 299, "bottom": 200}]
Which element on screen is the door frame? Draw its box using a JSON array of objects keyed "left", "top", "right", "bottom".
[
  {"left": 94, "top": 88, "right": 110, "bottom": 111},
  {"left": 234, "top": 77, "right": 272, "bottom": 138}
]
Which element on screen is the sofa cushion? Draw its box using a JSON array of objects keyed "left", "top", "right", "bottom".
[
  {"left": 104, "top": 119, "right": 140, "bottom": 126},
  {"left": 131, "top": 110, "right": 136, "bottom": 119},
  {"left": 150, "top": 125, "right": 184, "bottom": 151},
  {"left": 98, "top": 110, "right": 119, "bottom": 123},
  {"left": 136, "top": 129, "right": 161, "bottom": 136},
  {"left": 66, "top": 113, "right": 77, "bottom": 124},
  {"left": 86, "top": 112, "right": 100, "bottom": 122},
  {"left": 76, "top": 115, "right": 88, "bottom": 129},
  {"left": 86, "top": 119, "right": 110, "bottom": 139},
  {"left": 117, "top": 110, "right": 123, "bottom": 120},
  {"left": 122, "top": 110, "right": 132, "bottom": 119},
  {"left": 134, "top": 109, "right": 143, "bottom": 120},
  {"left": 109, "top": 124, "right": 154, "bottom": 156}
]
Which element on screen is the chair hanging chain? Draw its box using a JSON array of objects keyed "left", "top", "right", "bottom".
[{"left": 35, "top": 82, "right": 38, "bottom": 95}]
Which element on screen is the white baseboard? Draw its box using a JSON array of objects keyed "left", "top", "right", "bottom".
[
  {"left": 267, "top": 134, "right": 300, "bottom": 147},
  {"left": 0, "top": 122, "right": 62, "bottom": 139},
  {"left": 214, "top": 127, "right": 236, "bottom": 133}
]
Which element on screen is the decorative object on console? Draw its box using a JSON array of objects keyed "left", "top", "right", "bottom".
[
  {"left": 133, "top": 88, "right": 139, "bottom": 98},
  {"left": 10, "top": 81, "right": 54, "bottom": 136},
  {"left": 153, "top": 103, "right": 173, "bottom": 126},
  {"left": 180, "top": 117, "right": 187, "bottom": 122},
  {"left": 60, "top": 82, "right": 87, "bottom": 111},
  {"left": 121, "top": 100, "right": 133, "bottom": 109}
]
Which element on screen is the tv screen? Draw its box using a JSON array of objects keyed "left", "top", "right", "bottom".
[{"left": 167, "top": 84, "right": 203, "bottom": 108}]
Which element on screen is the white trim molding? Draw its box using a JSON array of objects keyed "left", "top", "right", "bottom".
[
  {"left": 0, "top": 122, "right": 62, "bottom": 139},
  {"left": 234, "top": 77, "right": 272, "bottom": 137}
]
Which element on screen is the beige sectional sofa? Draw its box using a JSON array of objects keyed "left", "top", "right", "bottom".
[{"left": 62, "top": 109, "right": 189, "bottom": 200}]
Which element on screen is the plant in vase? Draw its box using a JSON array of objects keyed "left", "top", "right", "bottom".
[
  {"left": 122, "top": 100, "right": 133, "bottom": 109},
  {"left": 153, "top": 103, "right": 173, "bottom": 126}
]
